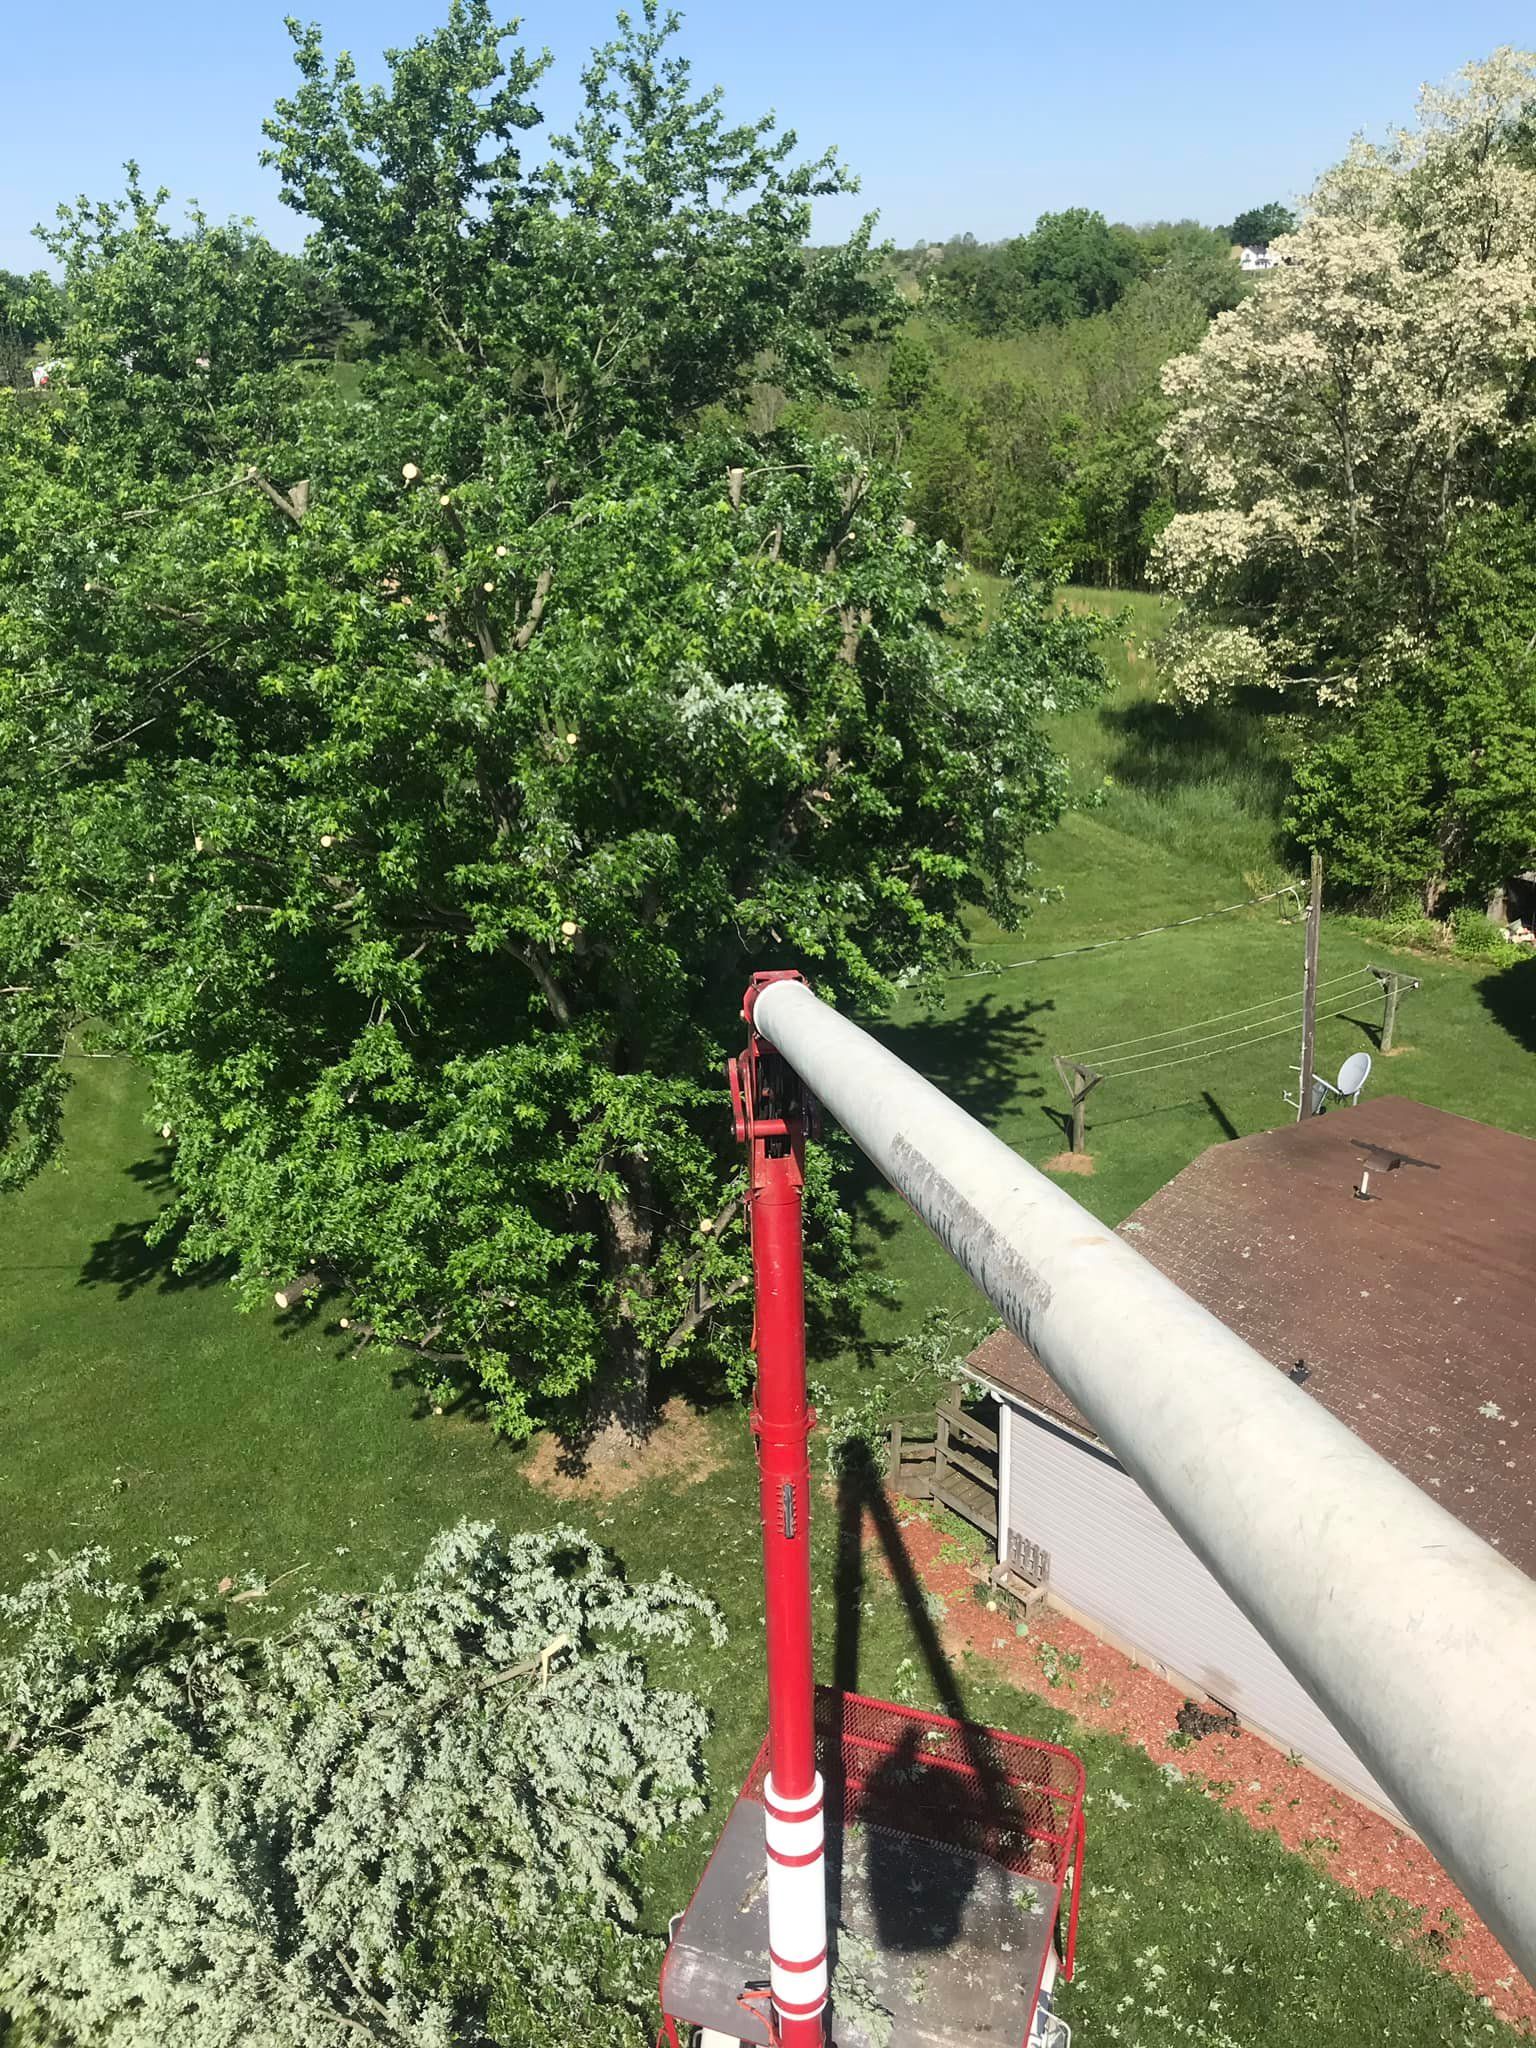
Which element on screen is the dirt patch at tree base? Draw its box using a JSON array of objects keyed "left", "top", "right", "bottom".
[
  {"left": 1043, "top": 1152, "right": 1095, "bottom": 1175},
  {"left": 521, "top": 1397, "right": 724, "bottom": 1501}
]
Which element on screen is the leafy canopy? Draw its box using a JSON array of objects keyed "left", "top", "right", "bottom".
[
  {"left": 1288, "top": 507, "right": 1536, "bottom": 907},
  {"left": 926, "top": 208, "right": 1146, "bottom": 335},
  {"left": 261, "top": 2, "right": 891, "bottom": 442},
  {"left": 0, "top": 4, "right": 1105, "bottom": 1436}
]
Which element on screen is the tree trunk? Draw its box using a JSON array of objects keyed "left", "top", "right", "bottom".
[{"left": 586, "top": 1161, "right": 660, "bottom": 1460}]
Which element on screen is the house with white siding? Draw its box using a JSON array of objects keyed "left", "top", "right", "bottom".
[{"left": 967, "top": 1097, "right": 1534, "bottom": 1819}]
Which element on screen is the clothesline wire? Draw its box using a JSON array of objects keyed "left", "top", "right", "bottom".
[
  {"left": 1089, "top": 996, "right": 1377, "bottom": 1081},
  {"left": 947, "top": 883, "right": 1303, "bottom": 981},
  {"left": 1084, "top": 976, "right": 1379, "bottom": 1073},
  {"left": 1071, "top": 965, "right": 1371, "bottom": 1060}
]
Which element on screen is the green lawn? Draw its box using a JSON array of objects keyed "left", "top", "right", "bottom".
[
  {"left": 841, "top": 588, "right": 1536, "bottom": 1349},
  {"left": 2, "top": 586, "right": 1531, "bottom": 2044}
]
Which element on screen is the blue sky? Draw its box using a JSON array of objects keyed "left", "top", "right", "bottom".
[{"left": 2, "top": 1, "right": 1530, "bottom": 272}]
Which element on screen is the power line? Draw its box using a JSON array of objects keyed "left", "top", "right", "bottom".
[
  {"left": 1086, "top": 976, "right": 1378, "bottom": 1073},
  {"left": 1071, "top": 966, "right": 1370, "bottom": 1061},
  {"left": 1091, "top": 994, "right": 1378, "bottom": 1081},
  {"left": 947, "top": 884, "right": 1303, "bottom": 981}
]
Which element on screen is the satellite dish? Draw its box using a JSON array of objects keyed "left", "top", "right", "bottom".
[{"left": 1337, "top": 1051, "right": 1372, "bottom": 1101}]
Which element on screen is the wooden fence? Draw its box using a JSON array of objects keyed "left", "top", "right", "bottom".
[{"left": 889, "top": 1386, "right": 999, "bottom": 1541}]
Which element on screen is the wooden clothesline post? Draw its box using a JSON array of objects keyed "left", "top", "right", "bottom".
[
  {"left": 1052, "top": 1055, "right": 1104, "bottom": 1154},
  {"left": 1369, "top": 966, "right": 1420, "bottom": 1054}
]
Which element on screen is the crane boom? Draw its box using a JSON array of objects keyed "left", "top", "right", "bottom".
[{"left": 752, "top": 972, "right": 1536, "bottom": 1983}]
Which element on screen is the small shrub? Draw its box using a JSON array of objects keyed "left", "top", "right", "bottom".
[
  {"left": 891, "top": 1656, "right": 920, "bottom": 1705},
  {"left": 1035, "top": 1641, "right": 1082, "bottom": 1689},
  {"left": 1450, "top": 906, "right": 1510, "bottom": 957}
]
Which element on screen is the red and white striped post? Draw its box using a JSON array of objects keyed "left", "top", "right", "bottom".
[{"left": 731, "top": 971, "right": 827, "bottom": 2048}]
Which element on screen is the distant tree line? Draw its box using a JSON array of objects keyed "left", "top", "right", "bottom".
[
  {"left": 0, "top": 269, "right": 63, "bottom": 387},
  {"left": 799, "top": 75, "right": 1536, "bottom": 920},
  {"left": 792, "top": 205, "right": 1280, "bottom": 585},
  {"left": 0, "top": 246, "right": 348, "bottom": 391}
]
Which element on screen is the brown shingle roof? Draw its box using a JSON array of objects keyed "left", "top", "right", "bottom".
[{"left": 971, "top": 1097, "right": 1536, "bottom": 1577}]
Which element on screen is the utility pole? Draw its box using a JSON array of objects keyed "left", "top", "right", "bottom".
[
  {"left": 1297, "top": 852, "right": 1322, "bottom": 1120},
  {"left": 1369, "top": 966, "right": 1420, "bottom": 1056},
  {"left": 1052, "top": 1056, "right": 1104, "bottom": 1154}
]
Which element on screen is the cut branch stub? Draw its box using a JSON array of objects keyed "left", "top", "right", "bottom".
[{"left": 274, "top": 1271, "right": 323, "bottom": 1310}]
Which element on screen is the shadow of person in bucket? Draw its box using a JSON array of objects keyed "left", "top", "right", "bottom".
[{"left": 830, "top": 1442, "right": 1015, "bottom": 1959}]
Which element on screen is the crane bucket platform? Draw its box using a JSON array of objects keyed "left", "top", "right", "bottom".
[{"left": 660, "top": 1689, "right": 1085, "bottom": 2048}]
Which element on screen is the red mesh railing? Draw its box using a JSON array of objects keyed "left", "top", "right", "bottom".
[{"left": 742, "top": 1687, "right": 1085, "bottom": 1890}]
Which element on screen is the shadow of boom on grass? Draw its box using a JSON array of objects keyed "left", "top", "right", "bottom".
[{"left": 840, "top": 995, "right": 1052, "bottom": 1242}]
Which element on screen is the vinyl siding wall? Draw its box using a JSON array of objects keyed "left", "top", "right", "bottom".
[{"left": 999, "top": 1399, "right": 1398, "bottom": 1817}]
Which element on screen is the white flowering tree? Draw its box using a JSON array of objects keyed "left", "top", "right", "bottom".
[
  {"left": 0, "top": 1524, "right": 725, "bottom": 2047},
  {"left": 1152, "top": 48, "right": 1536, "bottom": 705}
]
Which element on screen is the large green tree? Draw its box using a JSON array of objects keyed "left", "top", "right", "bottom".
[
  {"left": 0, "top": 4, "right": 1104, "bottom": 1445},
  {"left": 1287, "top": 507, "right": 1536, "bottom": 909}
]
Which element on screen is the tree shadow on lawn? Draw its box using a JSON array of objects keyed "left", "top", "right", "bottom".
[
  {"left": 838, "top": 995, "right": 1053, "bottom": 1244},
  {"left": 1101, "top": 691, "right": 1293, "bottom": 813},
  {"left": 1476, "top": 956, "right": 1536, "bottom": 1056},
  {"left": 77, "top": 1151, "right": 234, "bottom": 1299}
]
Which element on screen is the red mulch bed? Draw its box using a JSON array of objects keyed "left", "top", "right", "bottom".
[{"left": 879, "top": 1500, "right": 1535, "bottom": 2032}]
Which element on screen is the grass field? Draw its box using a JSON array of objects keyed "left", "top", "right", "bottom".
[
  {"left": 843, "top": 588, "right": 1536, "bottom": 1346},
  {"left": 2, "top": 587, "right": 1532, "bottom": 2044}
]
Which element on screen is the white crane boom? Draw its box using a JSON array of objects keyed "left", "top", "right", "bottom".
[{"left": 753, "top": 975, "right": 1536, "bottom": 1980}]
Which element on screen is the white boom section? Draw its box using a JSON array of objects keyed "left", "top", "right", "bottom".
[{"left": 753, "top": 976, "right": 1536, "bottom": 1979}]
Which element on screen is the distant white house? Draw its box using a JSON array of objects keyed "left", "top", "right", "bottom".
[
  {"left": 1238, "top": 244, "right": 1279, "bottom": 272},
  {"left": 31, "top": 360, "right": 63, "bottom": 388}
]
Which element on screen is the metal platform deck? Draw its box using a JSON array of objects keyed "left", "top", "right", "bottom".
[
  {"left": 662, "top": 1794, "right": 1057, "bottom": 2048},
  {"left": 660, "top": 1691, "right": 1085, "bottom": 2048}
]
